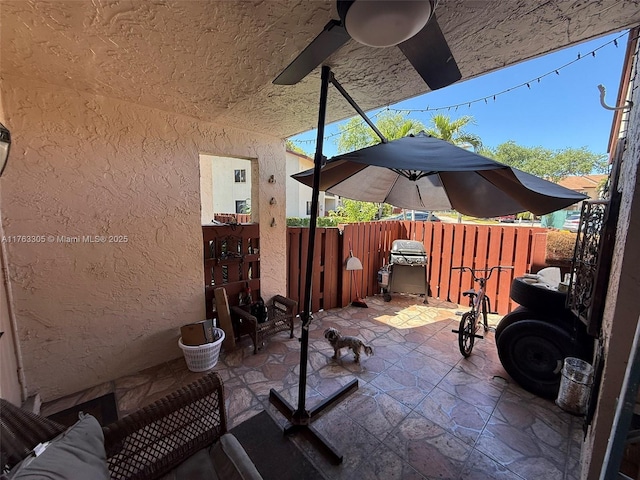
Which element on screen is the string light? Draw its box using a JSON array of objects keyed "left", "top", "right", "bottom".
[{"left": 289, "top": 30, "right": 633, "bottom": 148}]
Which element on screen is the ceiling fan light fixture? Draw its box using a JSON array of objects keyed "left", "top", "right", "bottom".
[{"left": 344, "top": 0, "right": 433, "bottom": 47}]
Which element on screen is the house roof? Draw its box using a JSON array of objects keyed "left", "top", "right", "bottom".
[
  {"left": 286, "top": 149, "right": 313, "bottom": 162},
  {"left": 558, "top": 175, "right": 608, "bottom": 190},
  {"left": 2, "top": 1, "right": 639, "bottom": 139}
]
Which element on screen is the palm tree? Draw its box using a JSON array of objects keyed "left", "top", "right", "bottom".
[
  {"left": 336, "top": 111, "right": 426, "bottom": 153},
  {"left": 425, "top": 114, "right": 482, "bottom": 151},
  {"left": 426, "top": 114, "right": 482, "bottom": 223}
]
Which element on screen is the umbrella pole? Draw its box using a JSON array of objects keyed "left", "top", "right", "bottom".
[{"left": 269, "top": 65, "right": 358, "bottom": 464}]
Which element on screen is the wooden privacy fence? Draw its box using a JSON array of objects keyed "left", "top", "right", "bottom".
[
  {"left": 202, "top": 224, "right": 261, "bottom": 319},
  {"left": 286, "top": 227, "right": 342, "bottom": 314},
  {"left": 213, "top": 213, "right": 251, "bottom": 224},
  {"left": 286, "top": 221, "right": 549, "bottom": 315}
]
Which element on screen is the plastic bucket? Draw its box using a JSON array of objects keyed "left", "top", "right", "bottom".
[
  {"left": 556, "top": 357, "right": 594, "bottom": 415},
  {"left": 178, "top": 327, "right": 225, "bottom": 372}
]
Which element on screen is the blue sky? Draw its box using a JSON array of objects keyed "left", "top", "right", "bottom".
[{"left": 289, "top": 30, "right": 629, "bottom": 159}]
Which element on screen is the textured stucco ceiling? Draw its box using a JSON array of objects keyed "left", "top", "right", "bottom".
[{"left": 1, "top": 0, "right": 639, "bottom": 139}]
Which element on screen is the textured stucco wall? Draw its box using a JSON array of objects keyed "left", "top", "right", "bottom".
[
  {"left": 0, "top": 77, "right": 287, "bottom": 401},
  {"left": 581, "top": 50, "right": 640, "bottom": 478},
  {"left": 199, "top": 155, "right": 214, "bottom": 225},
  {"left": 0, "top": 196, "right": 23, "bottom": 406}
]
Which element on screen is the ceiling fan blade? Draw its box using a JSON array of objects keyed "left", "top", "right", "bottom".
[
  {"left": 398, "top": 14, "right": 461, "bottom": 90},
  {"left": 273, "top": 19, "right": 350, "bottom": 85}
]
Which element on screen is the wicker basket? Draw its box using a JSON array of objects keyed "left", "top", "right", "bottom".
[{"left": 178, "top": 328, "right": 225, "bottom": 372}]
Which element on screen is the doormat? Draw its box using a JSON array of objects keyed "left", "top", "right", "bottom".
[
  {"left": 230, "top": 410, "right": 326, "bottom": 480},
  {"left": 47, "top": 392, "right": 118, "bottom": 428}
]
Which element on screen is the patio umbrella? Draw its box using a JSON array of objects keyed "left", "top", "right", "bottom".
[{"left": 292, "top": 132, "right": 587, "bottom": 217}]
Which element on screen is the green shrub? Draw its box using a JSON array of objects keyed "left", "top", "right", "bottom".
[
  {"left": 286, "top": 217, "right": 309, "bottom": 227},
  {"left": 286, "top": 217, "right": 339, "bottom": 227},
  {"left": 317, "top": 217, "right": 339, "bottom": 227}
]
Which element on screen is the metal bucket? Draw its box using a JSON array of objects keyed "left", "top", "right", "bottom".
[{"left": 556, "top": 357, "right": 594, "bottom": 415}]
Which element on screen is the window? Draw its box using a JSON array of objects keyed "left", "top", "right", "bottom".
[
  {"left": 235, "top": 200, "right": 247, "bottom": 213},
  {"left": 306, "top": 201, "right": 312, "bottom": 216},
  {"left": 234, "top": 169, "right": 246, "bottom": 183}
]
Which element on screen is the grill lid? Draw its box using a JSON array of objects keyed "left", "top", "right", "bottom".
[{"left": 391, "top": 240, "right": 426, "bottom": 255}]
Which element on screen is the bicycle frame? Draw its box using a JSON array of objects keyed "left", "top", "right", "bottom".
[
  {"left": 452, "top": 265, "right": 513, "bottom": 357},
  {"left": 467, "top": 278, "right": 491, "bottom": 327}
]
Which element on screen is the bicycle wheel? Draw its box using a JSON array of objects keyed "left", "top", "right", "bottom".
[{"left": 458, "top": 312, "right": 476, "bottom": 357}]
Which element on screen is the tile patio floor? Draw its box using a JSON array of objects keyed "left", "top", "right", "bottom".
[{"left": 42, "top": 294, "right": 585, "bottom": 480}]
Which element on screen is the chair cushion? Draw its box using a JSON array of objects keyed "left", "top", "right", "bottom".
[
  {"left": 210, "top": 434, "right": 262, "bottom": 480},
  {"left": 5, "top": 414, "right": 109, "bottom": 480},
  {"left": 157, "top": 449, "right": 218, "bottom": 480},
  {"left": 157, "top": 433, "right": 262, "bottom": 480}
]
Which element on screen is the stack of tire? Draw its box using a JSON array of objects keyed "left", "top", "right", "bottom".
[{"left": 495, "top": 277, "right": 594, "bottom": 399}]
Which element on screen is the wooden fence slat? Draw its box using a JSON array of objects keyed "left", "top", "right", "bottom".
[
  {"left": 341, "top": 225, "right": 353, "bottom": 307},
  {"left": 312, "top": 229, "right": 323, "bottom": 313},
  {"left": 531, "top": 232, "right": 548, "bottom": 273},
  {"left": 429, "top": 223, "right": 444, "bottom": 299},
  {"left": 511, "top": 227, "right": 533, "bottom": 311},
  {"left": 460, "top": 225, "right": 478, "bottom": 296},
  {"left": 475, "top": 226, "right": 490, "bottom": 272},
  {"left": 367, "top": 223, "right": 381, "bottom": 297},
  {"left": 420, "top": 222, "right": 431, "bottom": 297},
  {"left": 414, "top": 221, "right": 425, "bottom": 243},
  {"left": 288, "top": 228, "right": 301, "bottom": 309},
  {"left": 449, "top": 224, "right": 466, "bottom": 303},
  {"left": 496, "top": 227, "right": 517, "bottom": 313},
  {"left": 486, "top": 226, "right": 503, "bottom": 310},
  {"left": 366, "top": 223, "right": 377, "bottom": 297},
  {"left": 300, "top": 227, "right": 310, "bottom": 311},
  {"left": 440, "top": 224, "right": 456, "bottom": 303},
  {"left": 358, "top": 224, "right": 367, "bottom": 299},
  {"left": 323, "top": 228, "right": 338, "bottom": 309},
  {"left": 355, "top": 223, "right": 365, "bottom": 302},
  {"left": 356, "top": 223, "right": 366, "bottom": 301}
]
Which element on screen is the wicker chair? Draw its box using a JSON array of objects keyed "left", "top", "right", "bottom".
[
  {"left": 1, "top": 372, "right": 260, "bottom": 480},
  {"left": 231, "top": 295, "right": 298, "bottom": 354}
]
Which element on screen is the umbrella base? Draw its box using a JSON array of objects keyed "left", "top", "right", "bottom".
[{"left": 268, "top": 379, "right": 359, "bottom": 464}]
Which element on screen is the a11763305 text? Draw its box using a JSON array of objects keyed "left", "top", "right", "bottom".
[{"left": 1, "top": 235, "right": 129, "bottom": 244}]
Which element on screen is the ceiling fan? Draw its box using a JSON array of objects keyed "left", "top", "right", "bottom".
[{"left": 273, "top": 0, "right": 461, "bottom": 90}]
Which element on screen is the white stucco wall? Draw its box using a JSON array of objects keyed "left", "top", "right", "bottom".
[
  {"left": 285, "top": 151, "right": 331, "bottom": 218},
  {"left": 0, "top": 77, "right": 287, "bottom": 401},
  {"left": 286, "top": 151, "right": 311, "bottom": 218},
  {"left": 204, "top": 155, "right": 253, "bottom": 215}
]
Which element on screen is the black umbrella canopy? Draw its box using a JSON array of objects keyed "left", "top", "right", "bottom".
[{"left": 292, "top": 132, "right": 587, "bottom": 217}]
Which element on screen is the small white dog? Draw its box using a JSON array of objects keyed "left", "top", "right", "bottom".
[{"left": 323, "top": 327, "right": 374, "bottom": 363}]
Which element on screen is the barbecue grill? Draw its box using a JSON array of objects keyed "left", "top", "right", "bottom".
[{"left": 378, "top": 240, "right": 428, "bottom": 302}]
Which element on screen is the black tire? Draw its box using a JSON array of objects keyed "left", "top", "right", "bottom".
[
  {"left": 495, "top": 306, "right": 543, "bottom": 341},
  {"left": 495, "top": 306, "right": 580, "bottom": 343},
  {"left": 383, "top": 290, "right": 392, "bottom": 302},
  {"left": 458, "top": 312, "right": 476, "bottom": 357},
  {"left": 496, "top": 319, "right": 589, "bottom": 399},
  {"left": 510, "top": 277, "right": 567, "bottom": 314}
]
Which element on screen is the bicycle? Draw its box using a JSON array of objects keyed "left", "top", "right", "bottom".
[{"left": 451, "top": 265, "right": 513, "bottom": 357}]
